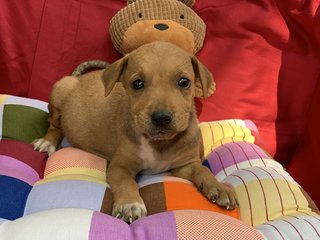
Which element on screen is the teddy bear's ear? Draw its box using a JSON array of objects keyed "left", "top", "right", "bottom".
[
  {"left": 128, "top": 0, "right": 195, "bottom": 7},
  {"left": 177, "top": 0, "right": 195, "bottom": 8},
  {"left": 127, "top": 0, "right": 136, "bottom": 4}
]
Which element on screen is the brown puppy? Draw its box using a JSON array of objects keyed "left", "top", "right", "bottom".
[{"left": 33, "top": 42, "right": 238, "bottom": 223}]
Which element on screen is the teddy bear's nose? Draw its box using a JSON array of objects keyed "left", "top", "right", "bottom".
[{"left": 154, "top": 23, "right": 169, "bottom": 31}]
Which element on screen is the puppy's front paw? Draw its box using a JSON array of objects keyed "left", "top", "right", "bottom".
[
  {"left": 112, "top": 200, "right": 147, "bottom": 223},
  {"left": 204, "top": 183, "right": 238, "bottom": 210},
  {"left": 32, "top": 138, "right": 57, "bottom": 156}
]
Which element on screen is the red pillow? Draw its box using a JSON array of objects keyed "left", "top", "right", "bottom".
[
  {"left": 288, "top": 77, "right": 320, "bottom": 208},
  {"left": 1, "top": 0, "right": 320, "bottom": 168},
  {"left": 194, "top": 1, "right": 320, "bottom": 166}
]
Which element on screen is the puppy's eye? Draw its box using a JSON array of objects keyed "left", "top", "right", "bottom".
[
  {"left": 177, "top": 77, "right": 190, "bottom": 89},
  {"left": 180, "top": 14, "right": 185, "bottom": 19},
  {"left": 138, "top": 13, "right": 143, "bottom": 18},
  {"left": 132, "top": 79, "right": 144, "bottom": 90}
]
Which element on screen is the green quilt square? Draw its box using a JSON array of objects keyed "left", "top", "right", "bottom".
[{"left": 2, "top": 104, "right": 49, "bottom": 143}]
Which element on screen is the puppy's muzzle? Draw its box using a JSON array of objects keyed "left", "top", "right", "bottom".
[
  {"left": 151, "top": 110, "right": 172, "bottom": 127},
  {"left": 143, "top": 111, "right": 177, "bottom": 141}
]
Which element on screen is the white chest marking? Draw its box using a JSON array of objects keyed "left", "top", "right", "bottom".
[
  {"left": 139, "top": 137, "right": 171, "bottom": 174},
  {"left": 139, "top": 137, "right": 156, "bottom": 167}
]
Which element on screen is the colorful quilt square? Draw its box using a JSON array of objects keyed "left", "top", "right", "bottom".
[
  {"left": 0, "top": 175, "right": 32, "bottom": 220},
  {"left": 2, "top": 104, "right": 49, "bottom": 143}
]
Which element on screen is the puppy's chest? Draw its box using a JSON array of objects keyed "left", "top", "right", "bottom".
[{"left": 138, "top": 138, "right": 174, "bottom": 174}]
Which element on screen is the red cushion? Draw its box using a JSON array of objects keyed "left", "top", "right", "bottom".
[
  {"left": 1, "top": 0, "right": 320, "bottom": 167},
  {"left": 194, "top": 1, "right": 320, "bottom": 166},
  {"left": 0, "top": 0, "right": 122, "bottom": 99},
  {"left": 288, "top": 77, "right": 320, "bottom": 208}
]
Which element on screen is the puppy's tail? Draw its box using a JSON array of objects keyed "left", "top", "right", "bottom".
[{"left": 72, "top": 60, "right": 109, "bottom": 76}]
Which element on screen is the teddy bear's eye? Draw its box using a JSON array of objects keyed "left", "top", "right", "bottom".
[
  {"left": 138, "top": 13, "right": 143, "bottom": 18},
  {"left": 180, "top": 14, "right": 185, "bottom": 19}
]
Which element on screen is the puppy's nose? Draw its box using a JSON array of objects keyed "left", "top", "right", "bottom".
[
  {"left": 151, "top": 111, "right": 173, "bottom": 127},
  {"left": 154, "top": 23, "right": 169, "bottom": 31}
]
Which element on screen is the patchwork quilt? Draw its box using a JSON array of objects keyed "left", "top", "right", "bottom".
[{"left": 0, "top": 94, "right": 319, "bottom": 240}]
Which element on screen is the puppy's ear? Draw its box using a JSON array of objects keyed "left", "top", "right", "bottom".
[
  {"left": 191, "top": 56, "right": 216, "bottom": 99},
  {"left": 102, "top": 56, "right": 128, "bottom": 97}
]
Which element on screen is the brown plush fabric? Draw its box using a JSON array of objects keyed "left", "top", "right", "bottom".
[
  {"left": 110, "top": 0, "right": 205, "bottom": 54},
  {"left": 127, "top": 0, "right": 195, "bottom": 8},
  {"left": 178, "top": 0, "right": 195, "bottom": 7}
]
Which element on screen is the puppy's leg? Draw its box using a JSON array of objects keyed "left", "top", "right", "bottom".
[
  {"left": 172, "top": 162, "right": 238, "bottom": 210},
  {"left": 33, "top": 103, "right": 63, "bottom": 156},
  {"left": 107, "top": 164, "right": 147, "bottom": 223}
]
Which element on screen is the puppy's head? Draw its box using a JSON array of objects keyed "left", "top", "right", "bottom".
[{"left": 102, "top": 42, "right": 215, "bottom": 141}]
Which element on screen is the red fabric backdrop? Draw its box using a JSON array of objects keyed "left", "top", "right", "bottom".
[
  {"left": 289, "top": 76, "right": 320, "bottom": 208},
  {"left": 0, "top": 0, "right": 319, "bottom": 205}
]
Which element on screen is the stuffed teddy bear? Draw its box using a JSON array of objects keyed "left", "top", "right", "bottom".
[
  {"left": 72, "top": 0, "right": 214, "bottom": 98},
  {"left": 109, "top": 0, "right": 206, "bottom": 55}
]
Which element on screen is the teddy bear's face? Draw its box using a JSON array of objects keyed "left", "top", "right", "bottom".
[
  {"left": 110, "top": 0, "right": 205, "bottom": 55},
  {"left": 123, "top": 19, "right": 195, "bottom": 54}
]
